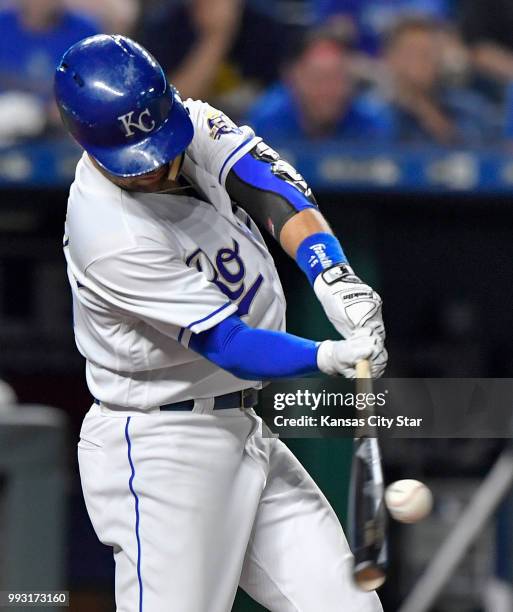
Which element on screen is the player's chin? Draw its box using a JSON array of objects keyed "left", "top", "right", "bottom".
[
  {"left": 133, "top": 177, "right": 169, "bottom": 193},
  {"left": 130, "top": 165, "right": 170, "bottom": 192}
]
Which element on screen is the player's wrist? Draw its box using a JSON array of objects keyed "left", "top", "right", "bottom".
[
  {"left": 315, "top": 263, "right": 361, "bottom": 287},
  {"left": 312, "top": 261, "right": 368, "bottom": 308},
  {"left": 296, "top": 233, "right": 348, "bottom": 286},
  {"left": 317, "top": 340, "right": 336, "bottom": 375}
]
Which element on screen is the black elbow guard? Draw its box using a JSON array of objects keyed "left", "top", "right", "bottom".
[{"left": 226, "top": 142, "right": 317, "bottom": 239}]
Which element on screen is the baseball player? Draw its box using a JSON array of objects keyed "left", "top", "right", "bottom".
[{"left": 55, "top": 35, "right": 387, "bottom": 612}]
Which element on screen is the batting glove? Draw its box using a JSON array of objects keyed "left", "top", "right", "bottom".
[
  {"left": 314, "top": 264, "right": 385, "bottom": 342},
  {"left": 317, "top": 327, "right": 388, "bottom": 379}
]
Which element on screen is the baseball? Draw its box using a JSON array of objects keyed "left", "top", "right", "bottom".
[{"left": 385, "top": 479, "right": 433, "bottom": 523}]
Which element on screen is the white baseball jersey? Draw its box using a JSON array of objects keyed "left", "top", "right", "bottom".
[
  {"left": 64, "top": 99, "right": 287, "bottom": 409},
  {"left": 73, "top": 97, "right": 383, "bottom": 612}
]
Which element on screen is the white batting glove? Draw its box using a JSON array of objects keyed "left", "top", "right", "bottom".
[
  {"left": 317, "top": 327, "right": 388, "bottom": 379},
  {"left": 314, "top": 264, "right": 385, "bottom": 341}
]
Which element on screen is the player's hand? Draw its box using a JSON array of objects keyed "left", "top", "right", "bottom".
[
  {"left": 317, "top": 327, "right": 387, "bottom": 378},
  {"left": 314, "top": 264, "right": 385, "bottom": 341}
]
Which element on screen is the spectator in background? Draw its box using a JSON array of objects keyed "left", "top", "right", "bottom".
[
  {"left": 138, "top": 0, "right": 295, "bottom": 113},
  {"left": 65, "top": 0, "right": 140, "bottom": 34},
  {"left": 246, "top": 27, "right": 392, "bottom": 142},
  {"left": 379, "top": 17, "right": 498, "bottom": 145},
  {"left": 502, "top": 84, "right": 513, "bottom": 141},
  {"left": 459, "top": 0, "right": 513, "bottom": 85},
  {"left": 0, "top": 0, "right": 99, "bottom": 141},
  {"left": 314, "top": 0, "right": 450, "bottom": 55}
]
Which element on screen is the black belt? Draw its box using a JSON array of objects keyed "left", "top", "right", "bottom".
[{"left": 94, "top": 389, "right": 258, "bottom": 412}]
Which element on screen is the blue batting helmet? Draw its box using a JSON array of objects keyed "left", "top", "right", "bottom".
[{"left": 54, "top": 35, "right": 194, "bottom": 177}]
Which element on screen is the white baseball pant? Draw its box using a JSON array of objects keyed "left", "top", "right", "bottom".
[{"left": 78, "top": 402, "right": 383, "bottom": 612}]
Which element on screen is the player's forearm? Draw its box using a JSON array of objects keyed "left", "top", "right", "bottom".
[
  {"left": 189, "top": 314, "right": 320, "bottom": 379},
  {"left": 226, "top": 148, "right": 350, "bottom": 283},
  {"left": 190, "top": 315, "right": 386, "bottom": 380},
  {"left": 279, "top": 209, "right": 333, "bottom": 258},
  {"left": 281, "top": 211, "right": 350, "bottom": 287}
]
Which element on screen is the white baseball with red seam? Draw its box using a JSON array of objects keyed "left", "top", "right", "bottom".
[{"left": 385, "top": 479, "right": 433, "bottom": 523}]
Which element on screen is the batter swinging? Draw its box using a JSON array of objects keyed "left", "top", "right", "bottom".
[{"left": 55, "top": 35, "right": 387, "bottom": 612}]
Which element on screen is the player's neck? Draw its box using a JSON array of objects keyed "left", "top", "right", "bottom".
[{"left": 88, "top": 154, "right": 183, "bottom": 193}]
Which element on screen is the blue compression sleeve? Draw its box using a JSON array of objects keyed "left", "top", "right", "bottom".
[{"left": 189, "top": 315, "right": 320, "bottom": 380}]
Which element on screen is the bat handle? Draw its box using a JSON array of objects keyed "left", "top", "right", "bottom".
[{"left": 356, "top": 359, "right": 371, "bottom": 379}]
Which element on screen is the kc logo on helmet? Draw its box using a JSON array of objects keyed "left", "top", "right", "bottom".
[{"left": 118, "top": 108, "right": 156, "bottom": 137}]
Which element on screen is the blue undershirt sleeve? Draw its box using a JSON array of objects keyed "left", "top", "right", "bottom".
[{"left": 189, "top": 314, "right": 320, "bottom": 380}]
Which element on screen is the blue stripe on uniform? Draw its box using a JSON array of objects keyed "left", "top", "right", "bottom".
[
  {"left": 218, "top": 136, "right": 255, "bottom": 183},
  {"left": 187, "top": 302, "right": 232, "bottom": 330},
  {"left": 125, "top": 417, "right": 143, "bottom": 612}
]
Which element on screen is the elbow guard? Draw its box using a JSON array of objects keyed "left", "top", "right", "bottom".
[{"left": 226, "top": 142, "right": 317, "bottom": 240}]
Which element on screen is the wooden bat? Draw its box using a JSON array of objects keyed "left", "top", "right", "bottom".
[{"left": 347, "top": 359, "right": 388, "bottom": 591}]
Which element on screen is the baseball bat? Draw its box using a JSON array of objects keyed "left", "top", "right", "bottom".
[{"left": 348, "top": 359, "right": 388, "bottom": 591}]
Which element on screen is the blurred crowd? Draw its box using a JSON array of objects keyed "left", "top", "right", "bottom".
[{"left": 1, "top": 0, "right": 513, "bottom": 146}]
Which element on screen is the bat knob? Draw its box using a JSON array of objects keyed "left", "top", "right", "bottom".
[{"left": 354, "top": 565, "right": 386, "bottom": 592}]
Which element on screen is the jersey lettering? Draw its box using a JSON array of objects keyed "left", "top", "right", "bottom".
[{"left": 186, "top": 240, "right": 263, "bottom": 317}]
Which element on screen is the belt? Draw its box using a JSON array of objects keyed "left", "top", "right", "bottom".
[{"left": 94, "top": 389, "right": 259, "bottom": 412}]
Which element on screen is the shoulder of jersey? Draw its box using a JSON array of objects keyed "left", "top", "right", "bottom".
[
  {"left": 183, "top": 98, "right": 207, "bottom": 128},
  {"left": 183, "top": 98, "right": 243, "bottom": 142}
]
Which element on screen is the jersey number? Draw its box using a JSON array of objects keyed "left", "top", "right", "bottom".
[{"left": 187, "top": 240, "right": 263, "bottom": 317}]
